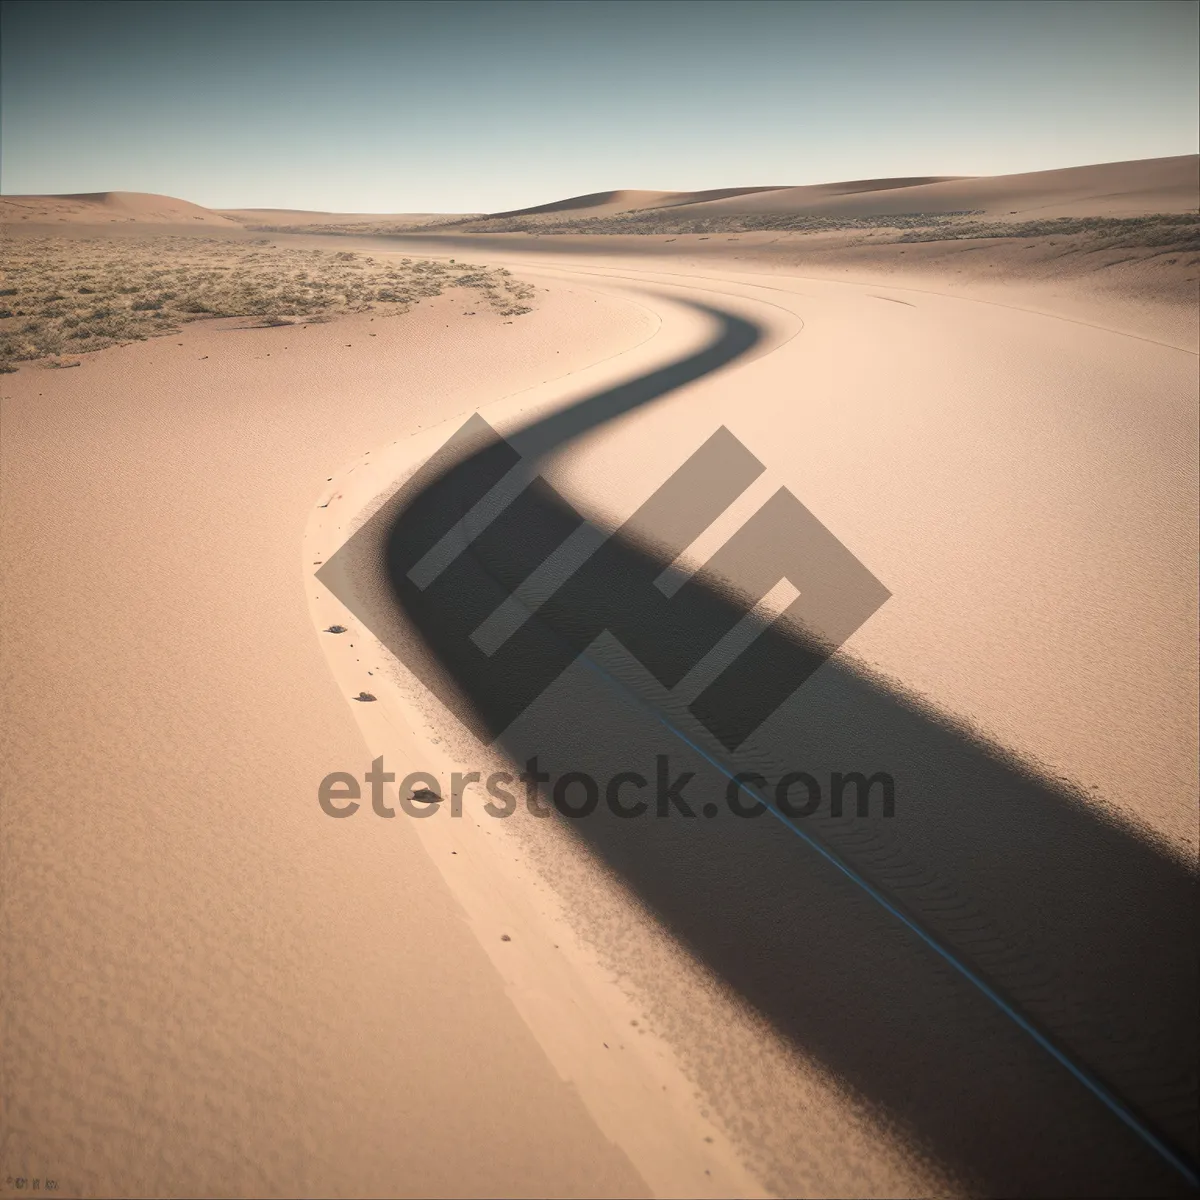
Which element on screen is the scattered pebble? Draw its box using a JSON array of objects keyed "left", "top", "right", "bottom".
[
  {"left": 353, "top": 692, "right": 376, "bottom": 702},
  {"left": 324, "top": 625, "right": 347, "bottom": 634},
  {"left": 500, "top": 933, "right": 511, "bottom": 942}
]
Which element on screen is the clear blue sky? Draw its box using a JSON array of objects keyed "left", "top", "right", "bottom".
[{"left": 2, "top": 0, "right": 1196, "bottom": 213}]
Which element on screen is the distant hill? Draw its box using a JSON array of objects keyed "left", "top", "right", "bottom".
[
  {"left": 4, "top": 157, "right": 1195, "bottom": 233},
  {"left": 486, "top": 179, "right": 964, "bottom": 221},
  {"left": 0, "top": 191, "right": 241, "bottom": 226}
]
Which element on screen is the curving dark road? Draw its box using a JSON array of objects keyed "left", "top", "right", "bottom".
[{"left": 320, "top": 270, "right": 1198, "bottom": 1197}]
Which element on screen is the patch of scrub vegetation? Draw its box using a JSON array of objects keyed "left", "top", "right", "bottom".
[
  {"left": 427, "top": 209, "right": 987, "bottom": 235},
  {"left": 0, "top": 236, "right": 536, "bottom": 370},
  {"left": 894, "top": 212, "right": 1200, "bottom": 250},
  {"left": 288, "top": 209, "right": 1199, "bottom": 253},
  {"left": 471, "top": 209, "right": 1199, "bottom": 247},
  {"left": 248, "top": 210, "right": 987, "bottom": 237},
  {"left": 244, "top": 216, "right": 483, "bottom": 236}
]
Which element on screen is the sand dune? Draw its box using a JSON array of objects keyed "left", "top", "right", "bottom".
[
  {"left": 669, "top": 155, "right": 1199, "bottom": 218},
  {"left": 490, "top": 186, "right": 795, "bottom": 219},
  {"left": 471, "top": 158, "right": 1195, "bottom": 224},
  {"left": 217, "top": 207, "right": 476, "bottom": 227},
  {"left": 450, "top": 158, "right": 1196, "bottom": 227},
  {"left": 0, "top": 190, "right": 241, "bottom": 226},
  {"left": 0, "top": 195, "right": 473, "bottom": 231},
  {"left": 495, "top": 179, "right": 965, "bottom": 220},
  {"left": 367, "top": 157, "right": 1197, "bottom": 234},
  {"left": 7, "top": 156, "right": 1192, "bottom": 235},
  {"left": 486, "top": 189, "right": 678, "bottom": 217}
]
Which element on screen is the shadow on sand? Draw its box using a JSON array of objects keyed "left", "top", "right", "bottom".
[{"left": 318, "top": 301, "right": 1197, "bottom": 1196}]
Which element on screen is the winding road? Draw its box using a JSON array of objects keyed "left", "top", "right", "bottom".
[{"left": 317, "top": 244, "right": 1199, "bottom": 1196}]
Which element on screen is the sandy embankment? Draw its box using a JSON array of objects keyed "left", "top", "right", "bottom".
[{"left": 0, "top": 286, "right": 682, "bottom": 1199}]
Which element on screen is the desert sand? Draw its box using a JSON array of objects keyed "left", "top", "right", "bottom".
[
  {"left": 2, "top": 156, "right": 1197, "bottom": 1198},
  {"left": 637, "top": 154, "right": 1199, "bottom": 219},
  {"left": 485, "top": 187, "right": 801, "bottom": 218},
  {"left": 218, "top": 209, "right": 476, "bottom": 229},
  {"left": 400, "top": 156, "right": 1196, "bottom": 225},
  {"left": 0, "top": 289, "right": 679, "bottom": 1200},
  {"left": 0, "top": 191, "right": 242, "bottom": 226}
]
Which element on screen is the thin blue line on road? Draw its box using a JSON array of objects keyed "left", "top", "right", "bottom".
[{"left": 572, "top": 651, "right": 1200, "bottom": 1190}]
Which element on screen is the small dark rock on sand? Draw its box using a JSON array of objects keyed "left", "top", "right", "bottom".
[
  {"left": 325, "top": 625, "right": 347, "bottom": 634},
  {"left": 353, "top": 692, "right": 376, "bottom": 702}
]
